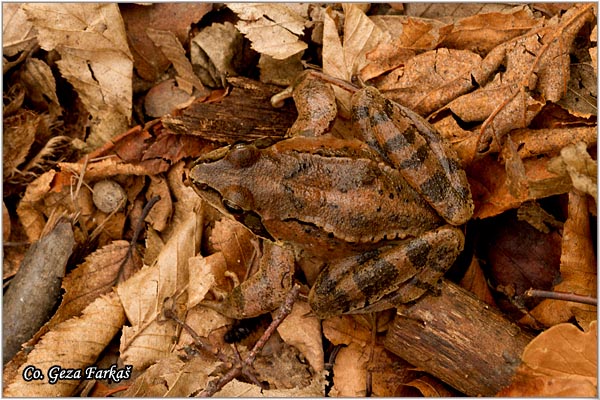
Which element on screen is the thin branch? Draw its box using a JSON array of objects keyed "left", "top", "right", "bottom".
[{"left": 525, "top": 289, "right": 597, "bottom": 306}]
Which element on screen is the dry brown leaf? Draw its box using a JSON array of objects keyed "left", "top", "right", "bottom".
[
  {"left": 117, "top": 209, "right": 202, "bottom": 369},
  {"left": 330, "top": 342, "right": 369, "bottom": 396},
  {"left": 442, "top": 3, "right": 595, "bottom": 155},
  {"left": 186, "top": 253, "right": 220, "bottom": 310},
  {"left": 4, "top": 293, "right": 125, "bottom": 397},
  {"left": 405, "top": 2, "right": 519, "bottom": 21},
  {"left": 499, "top": 321, "right": 597, "bottom": 396},
  {"left": 377, "top": 48, "right": 481, "bottom": 115},
  {"left": 405, "top": 375, "right": 457, "bottom": 397},
  {"left": 15, "top": 170, "right": 56, "bottom": 242},
  {"left": 191, "top": 22, "right": 243, "bottom": 88},
  {"left": 19, "top": 57, "right": 62, "bottom": 119},
  {"left": 548, "top": 142, "right": 597, "bottom": 201},
  {"left": 510, "top": 126, "right": 597, "bottom": 160},
  {"left": 227, "top": 3, "right": 308, "bottom": 60},
  {"left": 120, "top": 3, "right": 212, "bottom": 82},
  {"left": 277, "top": 300, "right": 324, "bottom": 373},
  {"left": 362, "top": 15, "right": 451, "bottom": 81},
  {"left": 440, "top": 5, "right": 540, "bottom": 54},
  {"left": 323, "top": 315, "right": 371, "bottom": 347},
  {"left": 216, "top": 374, "right": 326, "bottom": 397},
  {"left": 209, "top": 218, "right": 259, "bottom": 285},
  {"left": 469, "top": 154, "right": 572, "bottom": 219},
  {"left": 58, "top": 157, "right": 169, "bottom": 182},
  {"left": 2, "top": 201, "right": 10, "bottom": 241},
  {"left": 178, "top": 304, "right": 229, "bottom": 346},
  {"left": 144, "top": 175, "right": 172, "bottom": 232},
  {"left": 322, "top": 4, "right": 388, "bottom": 113},
  {"left": 2, "top": 110, "right": 39, "bottom": 180},
  {"left": 2, "top": 3, "right": 37, "bottom": 58},
  {"left": 459, "top": 256, "right": 497, "bottom": 306},
  {"left": 123, "top": 354, "right": 216, "bottom": 397},
  {"left": 557, "top": 63, "right": 597, "bottom": 118},
  {"left": 147, "top": 28, "right": 205, "bottom": 95},
  {"left": 502, "top": 135, "right": 529, "bottom": 199},
  {"left": 528, "top": 190, "right": 597, "bottom": 327},
  {"left": 22, "top": 3, "right": 133, "bottom": 149},
  {"left": 590, "top": 24, "right": 597, "bottom": 74},
  {"left": 47, "top": 240, "right": 132, "bottom": 329}
]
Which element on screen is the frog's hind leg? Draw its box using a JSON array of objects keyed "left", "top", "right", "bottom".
[
  {"left": 388, "top": 226, "right": 465, "bottom": 305},
  {"left": 351, "top": 87, "right": 473, "bottom": 225},
  {"left": 309, "top": 226, "right": 464, "bottom": 318}
]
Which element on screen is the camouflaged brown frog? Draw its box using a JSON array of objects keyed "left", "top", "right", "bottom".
[{"left": 189, "top": 74, "right": 473, "bottom": 319}]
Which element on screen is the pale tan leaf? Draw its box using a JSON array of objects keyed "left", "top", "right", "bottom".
[
  {"left": 548, "top": 142, "right": 597, "bottom": 201},
  {"left": 322, "top": 315, "right": 371, "bottom": 347},
  {"left": 210, "top": 217, "right": 259, "bottom": 284},
  {"left": 216, "top": 374, "right": 326, "bottom": 397},
  {"left": 47, "top": 240, "right": 131, "bottom": 328},
  {"left": 147, "top": 28, "right": 205, "bottom": 95},
  {"left": 178, "top": 305, "right": 229, "bottom": 347},
  {"left": 191, "top": 22, "right": 243, "bottom": 88},
  {"left": 144, "top": 175, "right": 172, "bottom": 232},
  {"left": 58, "top": 157, "right": 166, "bottom": 181},
  {"left": 186, "top": 254, "right": 219, "bottom": 310},
  {"left": 4, "top": 293, "right": 125, "bottom": 397},
  {"left": 322, "top": 4, "right": 388, "bottom": 113},
  {"left": 277, "top": 300, "right": 324, "bottom": 373},
  {"left": 529, "top": 190, "right": 597, "bottom": 326},
  {"left": 122, "top": 354, "right": 216, "bottom": 397},
  {"left": 523, "top": 321, "right": 597, "bottom": 382},
  {"left": 500, "top": 321, "right": 597, "bottom": 396},
  {"left": 331, "top": 342, "right": 369, "bottom": 396},
  {"left": 19, "top": 57, "right": 62, "bottom": 118},
  {"left": 15, "top": 170, "right": 56, "bottom": 242},
  {"left": 22, "top": 3, "right": 133, "bottom": 149},
  {"left": 2, "top": 3, "right": 37, "bottom": 57},
  {"left": 228, "top": 3, "right": 308, "bottom": 60},
  {"left": 117, "top": 210, "right": 201, "bottom": 369}
]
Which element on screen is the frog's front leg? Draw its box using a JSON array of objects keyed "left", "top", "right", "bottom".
[
  {"left": 308, "top": 226, "right": 464, "bottom": 319},
  {"left": 202, "top": 241, "right": 295, "bottom": 319},
  {"left": 351, "top": 87, "right": 473, "bottom": 226}
]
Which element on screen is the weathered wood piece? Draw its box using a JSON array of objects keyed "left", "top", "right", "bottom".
[
  {"left": 384, "top": 279, "right": 534, "bottom": 396},
  {"left": 162, "top": 77, "right": 297, "bottom": 143}
]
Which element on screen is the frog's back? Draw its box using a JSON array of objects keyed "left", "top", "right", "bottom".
[{"left": 266, "top": 152, "right": 444, "bottom": 243}]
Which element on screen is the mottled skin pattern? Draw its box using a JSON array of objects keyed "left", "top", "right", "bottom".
[{"left": 190, "top": 78, "right": 473, "bottom": 319}]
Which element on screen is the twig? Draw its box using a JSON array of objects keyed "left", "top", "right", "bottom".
[
  {"left": 197, "top": 284, "right": 301, "bottom": 397},
  {"left": 116, "top": 195, "right": 161, "bottom": 283},
  {"left": 525, "top": 289, "right": 597, "bottom": 306}
]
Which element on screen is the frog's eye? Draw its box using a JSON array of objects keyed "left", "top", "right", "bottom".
[{"left": 226, "top": 144, "right": 260, "bottom": 168}]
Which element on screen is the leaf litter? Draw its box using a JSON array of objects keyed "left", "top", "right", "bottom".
[{"left": 2, "top": 3, "right": 597, "bottom": 397}]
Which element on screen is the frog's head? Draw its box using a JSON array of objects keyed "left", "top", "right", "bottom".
[{"left": 189, "top": 143, "right": 275, "bottom": 240}]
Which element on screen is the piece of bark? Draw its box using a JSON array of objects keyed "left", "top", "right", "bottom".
[
  {"left": 161, "top": 77, "right": 297, "bottom": 143},
  {"left": 3, "top": 221, "right": 74, "bottom": 364},
  {"left": 384, "top": 279, "right": 534, "bottom": 396}
]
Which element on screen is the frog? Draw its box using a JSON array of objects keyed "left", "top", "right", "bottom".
[{"left": 189, "top": 74, "right": 474, "bottom": 319}]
